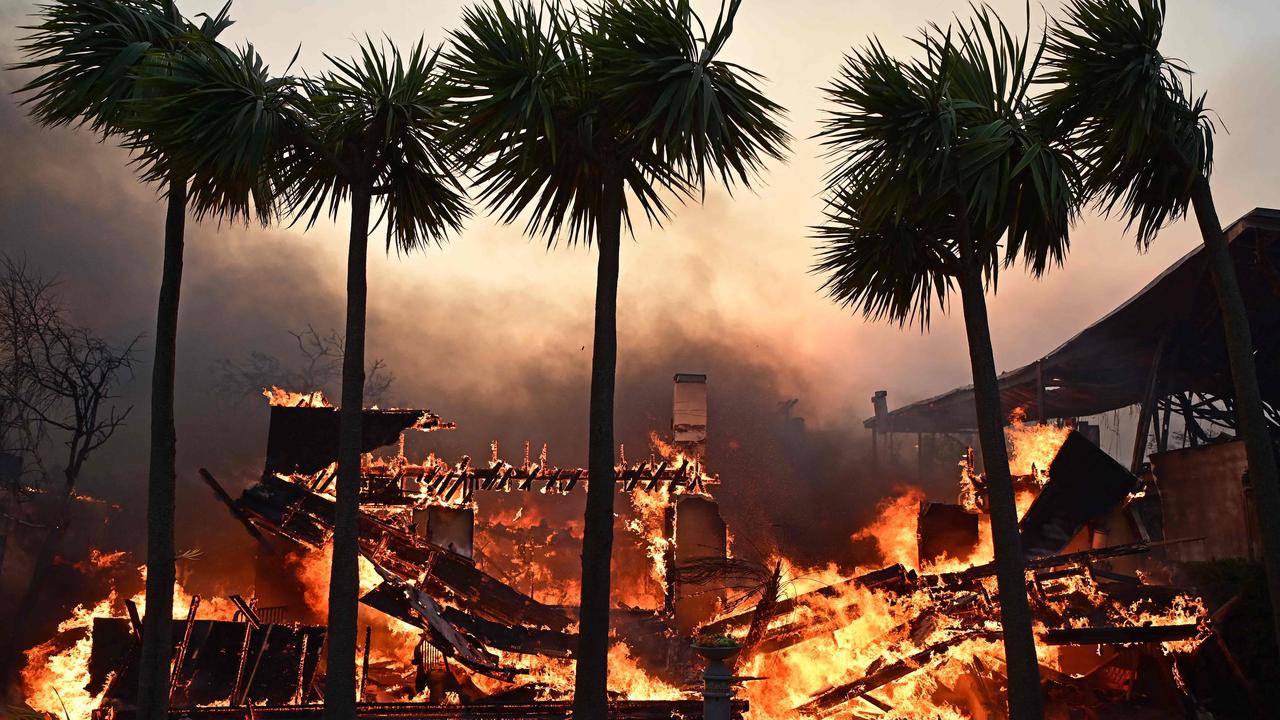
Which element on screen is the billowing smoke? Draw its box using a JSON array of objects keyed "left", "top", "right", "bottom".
[{"left": 1, "top": 70, "right": 943, "bottom": 662}]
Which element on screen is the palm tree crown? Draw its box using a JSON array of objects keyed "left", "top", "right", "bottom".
[
  {"left": 16, "top": 0, "right": 289, "bottom": 225},
  {"left": 287, "top": 38, "right": 471, "bottom": 250},
  {"left": 814, "top": 6, "right": 1079, "bottom": 326},
  {"left": 444, "top": 0, "right": 789, "bottom": 244},
  {"left": 15, "top": 0, "right": 214, "bottom": 134},
  {"left": 1041, "top": 0, "right": 1214, "bottom": 246},
  {"left": 127, "top": 40, "right": 298, "bottom": 225}
]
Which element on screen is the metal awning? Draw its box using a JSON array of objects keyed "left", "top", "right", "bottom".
[{"left": 865, "top": 208, "right": 1280, "bottom": 433}]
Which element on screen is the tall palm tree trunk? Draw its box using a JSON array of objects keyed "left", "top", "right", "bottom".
[
  {"left": 957, "top": 263, "right": 1044, "bottom": 720},
  {"left": 138, "top": 175, "right": 187, "bottom": 720},
  {"left": 573, "top": 168, "right": 624, "bottom": 720},
  {"left": 1189, "top": 176, "right": 1280, "bottom": 643},
  {"left": 325, "top": 183, "right": 372, "bottom": 720}
]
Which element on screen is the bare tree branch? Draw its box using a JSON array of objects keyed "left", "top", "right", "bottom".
[
  {"left": 0, "top": 254, "right": 137, "bottom": 495},
  {"left": 212, "top": 325, "right": 396, "bottom": 407}
]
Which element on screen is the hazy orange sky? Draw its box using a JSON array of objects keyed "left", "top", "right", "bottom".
[{"left": 1, "top": 0, "right": 1277, "bottom": 521}]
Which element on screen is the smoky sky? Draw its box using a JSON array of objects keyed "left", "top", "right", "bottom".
[
  {"left": 2, "top": 0, "right": 1279, "bottom": 595},
  {"left": 0, "top": 71, "right": 931, "bottom": 591}
]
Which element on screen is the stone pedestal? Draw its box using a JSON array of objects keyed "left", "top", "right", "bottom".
[{"left": 693, "top": 644, "right": 740, "bottom": 720}]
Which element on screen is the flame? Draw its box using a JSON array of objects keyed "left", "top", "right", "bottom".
[
  {"left": 852, "top": 487, "right": 927, "bottom": 570},
  {"left": 21, "top": 563, "right": 238, "bottom": 718},
  {"left": 1006, "top": 408, "right": 1072, "bottom": 479},
  {"left": 625, "top": 485, "right": 672, "bottom": 603},
  {"left": 27, "top": 414, "right": 1206, "bottom": 717},
  {"left": 263, "top": 386, "right": 333, "bottom": 408}
]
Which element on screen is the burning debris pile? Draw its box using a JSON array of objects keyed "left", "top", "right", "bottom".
[
  {"left": 19, "top": 381, "right": 1236, "bottom": 720},
  {"left": 729, "top": 425, "right": 1213, "bottom": 719}
]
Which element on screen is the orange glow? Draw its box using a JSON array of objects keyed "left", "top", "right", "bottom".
[{"left": 263, "top": 386, "right": 332, "bottom": 407}]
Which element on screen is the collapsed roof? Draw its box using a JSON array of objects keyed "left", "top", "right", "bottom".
[{"left": 864, "top": 208, "right": 1280, "bottom": 434}]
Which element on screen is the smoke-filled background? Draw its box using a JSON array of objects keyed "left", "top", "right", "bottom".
[{"left": 1, "top": 0, "right": 1278, "bottom": 630}]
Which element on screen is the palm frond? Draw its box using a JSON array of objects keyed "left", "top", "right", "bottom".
[
  {"left": 127, "top": 41, "right": 300, "bottom": 225},
  {"left": 286, "top": 37, "right": 470, "bottom": 253},
  {"left": 813, "top": 185, "right": 956, "bottom": 329},
  {"left": 445, "top": 0, "right": 786, "bottom": 247},
  {"left": 814, "top": 3, "right": 1080, "bottom": 327},
  {"left": 444, "top": 1, "right": 614, "bottom": 245},
  {"left": 584, "top": 0, "right": 790, "bottom": 193},
  {"left": 14, "top": 0, "right": 223, "bottom": 136},
  {"left": 1040, "top": 0, "right": 1212, "bottom": 247}
]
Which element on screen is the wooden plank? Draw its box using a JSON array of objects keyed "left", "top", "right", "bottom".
[{"left": 797, "top": 631, "right": 1002, "bottom": 716}]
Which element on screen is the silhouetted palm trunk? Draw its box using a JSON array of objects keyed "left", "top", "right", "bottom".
[
  {"left": 1189, "top": 176, "right": 1280, "bottom": 644},
  {"left": 957, "top": 262, "right": 1044, "bottom": 720},
  {"left": 138, "top": 175, "right": 186, "bottom": 720},
  {"left": 573, "top": 167, "right": 623, "bottom": 719},
  {"left": 324, "top": 183, "right": 372, "bottom": 720}
]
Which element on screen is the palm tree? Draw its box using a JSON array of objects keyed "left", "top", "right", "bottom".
[
  {"left": 15, "top": 3, "right": 291, "bottom": 718},
  {"left": 444, "top": 0, "right": 787, "bottom": 714},
  {"left": 1042, "top": 0, "right": 1280, "bottom": 649},
  {"left": 814, "top": 9, "right": 1079, "bottom": 719},
  {"left": 283, "top": 39, "right": 469, "bottom": 719}
]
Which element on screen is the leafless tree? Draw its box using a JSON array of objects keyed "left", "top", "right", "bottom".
[
  {"left": 212, "top": 324, "right": 395, "bottom": 406},
  {"left": 0, "top": 254, "right": 137, "bottom": 676}
]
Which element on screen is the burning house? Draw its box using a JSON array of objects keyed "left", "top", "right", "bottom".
[
  {"left": 23, "top": 364, "right": 1242, "bottom": 719},
  {"left": 16, "top": 207, "right": 1280, "bottom": 720},
  {"left": 27, "top": 376, "right": 739, "bottom": 719}
]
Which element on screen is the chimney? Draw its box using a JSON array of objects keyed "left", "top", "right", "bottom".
[{"left": 672, "top": 373, "right": 708, "bottom": 459}]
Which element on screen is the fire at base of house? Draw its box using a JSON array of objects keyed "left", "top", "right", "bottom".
[{"left": 18, "top": 374, "right": 1253, "bottom": 720}]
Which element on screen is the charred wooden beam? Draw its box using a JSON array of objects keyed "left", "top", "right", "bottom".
[
  {"left": 230, "top": 594, "right": 263, "bottom": 627},
  {"left": 1040, "top": 623, "right": 1201, "bottom": 646},
  {"left": 169, "top": 595, "right": 201, "bottom": 702},
  {"left": 359, "top": 625, "right": 372, "bottom": 703},
  {"left": 700, "top": 563, "right": 913, "bottom": 638},
  {"left": 125, "top": 599, "right": 143, "bottom": 639},
  {"left": 199, "top": 469, "right": 274, "bottom": 553},
  {"left": 797, "top": 631, "right": 1002, "bottom": 716},
  {"left": 919, "top": 537, "right": 1202, "bottom": 590},
  {"left": 236, "top": 624, "right": 274, "bottom": 706},
  {"left": 359, "top": 572, "right": 518, "bottom": 679},
  {"left": 238, "top": 474, "right": 572, "bottom": 632},
  {"left": 93, "top": 700, "right": 749, "bottom": 720}
]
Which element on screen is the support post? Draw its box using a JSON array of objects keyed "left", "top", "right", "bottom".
[
  {"left": 698, "top": 647, "right": 737, "bottom": 720},
  {"left": 294, "top": 632, "right": 310, "bottom": 705},
  {"left": 359, "top": 625, "right": 372, "bottom": 703},
  {"left": 237, "top": 624, "right": 274, "bottom": 706},
  {"left": 169, "top": 595, "right": 201, "bottom": 703},
  {"left": 1131, "top": 335, "right": 1169, "bottom": 474},
  {"left": 1036, "top": 360, "right": 1046, "bottom": 423},
  {"left": 871, "top": 391, "right": 890, "bottom": 468}
]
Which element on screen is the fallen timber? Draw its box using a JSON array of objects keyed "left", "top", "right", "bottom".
[
  {"left": 222, "top": 470, "right": 579, "bottom": 674},
  {"left": 1040, "top": 624, "right": 1202, "bottom": 645},
  {"left": 703, "top": 538, "right": 1199, "bottom": 658},
  {"left": 347, "top": 455, "right": 718, "bottom": 505},
  {"left": 782, "top": 540, "right": 1209, "bottom": 717},
  {"left": 794, "top": 623, "right": 1204, "bottom": 717},
  {"left": 235, "top": 473, "right": 571, "bottom": 632},
  {"left": 91, "top": 700, "right": 748, "bottom": 720},
  {"left": 796, "top": 631, "right": 1004, "bottom": 716}
]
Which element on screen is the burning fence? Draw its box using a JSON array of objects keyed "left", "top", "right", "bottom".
[{"left": 19, "top": 379, "right": 1233, "bottom": 719}]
